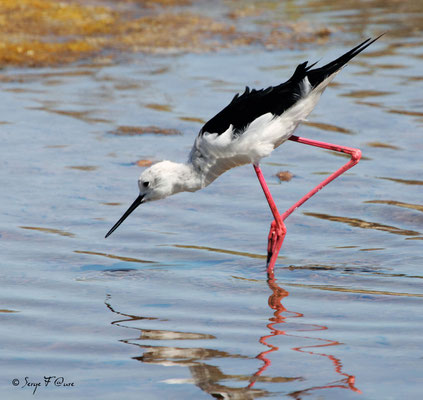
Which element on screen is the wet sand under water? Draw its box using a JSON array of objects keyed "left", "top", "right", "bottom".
[{"left": 0, "top": 0, "right": 423, "bottom": 399}]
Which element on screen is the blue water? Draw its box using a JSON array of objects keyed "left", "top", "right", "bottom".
[{"left": 1, "top": 1, "right": 423, "bottom": 399}]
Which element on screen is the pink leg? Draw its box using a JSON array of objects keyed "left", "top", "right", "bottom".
[
  {"left": 254, "top": 135, "right": 362, "bottom": 275},
  {"left": 253, "top": 165, "right": 286, "bottom": 266}
]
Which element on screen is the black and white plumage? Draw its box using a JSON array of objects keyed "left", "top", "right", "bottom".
[{"left": 105, "top": 37, "right": 381, "bottom": 238}]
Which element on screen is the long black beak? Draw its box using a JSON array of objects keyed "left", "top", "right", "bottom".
[{"left": 105, "top": 194, "right": 144, "bottom": 238}]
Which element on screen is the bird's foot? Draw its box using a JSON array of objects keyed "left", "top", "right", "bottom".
[{"left": 266, "top": 220, "right": 286, "bottom": 271}]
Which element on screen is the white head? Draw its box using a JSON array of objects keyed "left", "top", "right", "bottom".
[
  {"left": 138, "top": 160, "right": 186, "bottom": 202},
  {"left": 105, "top": 161, "right": 201, "bottom": 238}
]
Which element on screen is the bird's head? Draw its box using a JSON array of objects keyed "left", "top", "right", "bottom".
[
  {"left": 138, "top": 161, "right": 179, "bottom": 202},
  {"left": 105, "top": 161, "right": 194, "bottom": 238}
]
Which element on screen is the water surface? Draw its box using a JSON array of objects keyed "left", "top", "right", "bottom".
[{"left": 1, "top": 1, "right": 422, "bottom": 399}]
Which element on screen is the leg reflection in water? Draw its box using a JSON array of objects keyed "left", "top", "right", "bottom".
[
  {"left": 248, "top": 268, "right": 361, "bottom": 396},
  {"left": 105, "top": 266, "right": 360, "bottom": 398}
]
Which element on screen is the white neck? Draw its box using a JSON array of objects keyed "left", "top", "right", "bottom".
[{"left": 169, "top": 162, "right": 203, "bottom": 194}]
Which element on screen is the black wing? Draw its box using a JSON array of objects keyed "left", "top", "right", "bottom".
[{"left": 200, "top": 36, "right": 382, "bottom": 136}]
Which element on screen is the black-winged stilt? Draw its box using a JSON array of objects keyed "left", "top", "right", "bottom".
[{"left": 105, "top": 36, "right": 382, "bottom": 272}]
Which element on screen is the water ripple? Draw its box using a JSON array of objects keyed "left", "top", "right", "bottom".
[
  {"left": 365, "top": 199, "right": 423, "bottom": 213},
  {"left": 304, "top": 212, "right": 420, "bottom": 236}
]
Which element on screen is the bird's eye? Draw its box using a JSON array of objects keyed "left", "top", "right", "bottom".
[{"left": 143, "top": 181, "right": 150, "bottom": 188}]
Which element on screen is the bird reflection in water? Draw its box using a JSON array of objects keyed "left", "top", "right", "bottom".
[
  {"left": 105, "top": 268, "right": 360, "bottom": 398},
  {"left": 248, "top": 266, "right": 361, "bottom": 397}
]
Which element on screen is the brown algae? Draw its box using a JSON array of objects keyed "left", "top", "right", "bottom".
[{"left": 0, "top": 0, "right": 335, "bottom": 67}]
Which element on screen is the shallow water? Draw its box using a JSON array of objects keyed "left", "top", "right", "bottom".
[{"left": 1, "top": 1, "right": 423, "bottom": 399}]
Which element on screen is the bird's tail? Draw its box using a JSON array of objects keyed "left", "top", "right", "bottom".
[{"left": 305, "top": 34, "right": 384, "bottom": 87}]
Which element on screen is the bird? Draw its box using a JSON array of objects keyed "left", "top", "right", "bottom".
[{"left": 105, "top": 36, "right": 381, "bottom": 239}]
